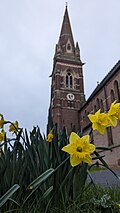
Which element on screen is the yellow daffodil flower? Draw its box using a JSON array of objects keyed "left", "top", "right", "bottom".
[
  {"left": 108, "top": 100, "right": 120, "bottom": 126},
  {"left": 9, "top": 121, "right": 19, "bottom": 133},
  {"left": 0, "top": 114, "right": 5, "bottom": 129},
  {"left": 62, "top": 132, "right": 96, "bottom": 167},
  {"left": 47, "top": 131, "right": 53, "bottom": 142},
  {"left": 0, "top": 130, "right": 6, "bottom": 142},
  {"left": 117, "top": 204, "right": 120, "bottom": 211},
  {"left": 88, "top": 110, "right": 110, "bottom": 135}
]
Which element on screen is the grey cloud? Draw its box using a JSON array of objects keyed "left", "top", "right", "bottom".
[{"left": 0, "top": 0, "right": 120, "bottom": 133}]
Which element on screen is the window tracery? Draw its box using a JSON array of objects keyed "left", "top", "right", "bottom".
[{"left": 66, "top": 72, "right": 73, "bottom": 88}]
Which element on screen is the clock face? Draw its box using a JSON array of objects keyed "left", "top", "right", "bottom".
[{"left": 67, "top": 93, "right": 75, "bottom": 101}]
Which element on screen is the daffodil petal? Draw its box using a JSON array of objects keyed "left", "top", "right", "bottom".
[
  {"left": 89, "top": 144, "right": 96, "bottom": 153},
  {"left": 92, "top": 123, "right": 106, "bottom": 135},
  {"left": 62, "top": 144, "right": 75, "bottom": 155},
  {"left": 108, "top": 116, "right": 117, "bottom": 127},
  {"left": 80, "top": 135, "right": 89, "bottom": 143},
  {"left": 88, "top": 114, "right": 96, "bottom": 122},
  {"left": 83, "top": 155, "right": 92, "bottom": 164},
  {"left": 70, "top": 155, "right": 82, "bottom": 167},
  {"left": 69, "top": 132, "right": 79, "bottom": 144}
]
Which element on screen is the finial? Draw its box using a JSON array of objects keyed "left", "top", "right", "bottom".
[{"left": 66, "top": 2, "right": 68, "bottom": 8}]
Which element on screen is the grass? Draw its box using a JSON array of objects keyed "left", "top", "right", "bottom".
[
  {"left": 89, "top": 165, "right": 107, "bottom": 173},
  {"left": 49, "top": 185, "right": 120, "bottom": 213},
  {"left": 4, "top": 185, "right": 120, "bottom": 213}
]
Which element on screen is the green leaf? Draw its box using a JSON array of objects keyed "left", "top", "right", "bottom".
[
  {"left": 28, "top": 168, "right": 54, "bottom": 190},
  {"left": 42, "top": 186, "right": 53, "bottom": 199},
  {"left": 73, "top": 163, "right": 88, "bottom": 199},
  {"left": 0, "top": 184, "right": 20, "bottom": 208}
]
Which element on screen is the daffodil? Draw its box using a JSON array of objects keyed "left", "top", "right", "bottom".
[
  {"left": 88, "top": 110, "right": 110, "bottom": 135},
  {"left": 47, "top": 131, "right": 53, "bottom": 142},
  {"left": 9, "top": 121, "right": 19, "bottom": 134},
  {"left": 62, "top": 132, "right": 95, "bottom": 167},
  {"left": 108, "top": 100, "right": 120, "bottom": 126},
  {"left": 0, "top": 130, "right": 6, "bottom": 142},
  {"left": 117, "top": 204, "right": 120, "bottom": 211},
  {"left": 0, "top": 114, "right": 5, "bottom": 129}
]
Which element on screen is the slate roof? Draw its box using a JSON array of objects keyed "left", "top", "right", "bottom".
[{"left": 79, "top": 60, "right": 120, "bottom": 111}]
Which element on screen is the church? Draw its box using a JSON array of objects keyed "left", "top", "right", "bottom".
[{"left": 48, "top": 6, "right": 120, "bottom": 168}]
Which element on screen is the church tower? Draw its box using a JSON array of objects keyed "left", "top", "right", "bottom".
[{"left": 48, "top": 6, "right": 85, "bottom": 133}]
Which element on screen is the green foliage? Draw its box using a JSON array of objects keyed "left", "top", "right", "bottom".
[
  {"left": 0, "top": 125, "right": 73, "bottom": 211},
  {"left": 0, "top": 184, "right": 20, "bottom": 208},
  {"left": 0, "top": 124, "right": 120, "bottom": 212},
  {"left": 9, "top": 186, "right": 120, "bottom": 213}
]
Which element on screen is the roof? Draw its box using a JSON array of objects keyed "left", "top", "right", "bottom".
[
  {"left": 58, "top": 6, "right": 75, "bottom": 48},
  {"left": 79, "top": 60, "right": 120, "bottom": 111}
]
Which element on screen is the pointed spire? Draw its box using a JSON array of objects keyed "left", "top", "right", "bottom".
[
  {"left": 54, "top": 6, "right": 81, "bottom": 63},
  {"left": 76, "top": 42, "right": 80, "bottom": 51},
  {"left": 75, "top": 42, "right": 80, "bottom": 59},
  {"left": 58, "top": 5, "right": 75, "bottom": 49}
]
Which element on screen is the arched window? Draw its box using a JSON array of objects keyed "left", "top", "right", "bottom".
[
  {"left": 70, "top": 75, "right": 73, "bottom": 88},
  {"left": 66, "top": 72, "right": 73, "bottom": 88},
  {"left": 114, "top": 80, "right": 120, "bottom": 101},
  {"left": 100, "top": 99, "right": 104, "bottom": 112},
  {"left": 83, "top": 115, "right": 85, "bottom": 123},
  {"left": 110, "top": 89, "right": 115, "bottom": 102},
  {"left": 67, "top": 43, "right": 71, "bottom": 51},
  {"left": 66, "top": 75, "right": 68, "bottom": 87},
  {"left": 96, "top": 98, "right": 100, "bottom": 110},
  {"left": 94, "top": 105, "right": 97, "bottom": 113}
]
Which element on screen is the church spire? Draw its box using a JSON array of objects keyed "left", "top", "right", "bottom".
[
  {"left": 59, "top": 5, "right": 74, "bottom": 48},
  {"left": 55, "top": 6, "right": 81, "bottom": 62},
  {"left": 48, "top": 6, "right": 85, "bottom": 134}
]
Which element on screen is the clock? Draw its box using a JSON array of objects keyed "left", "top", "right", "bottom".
[{"left": 67, "top": 93, "right": 75, "bottom": 101}]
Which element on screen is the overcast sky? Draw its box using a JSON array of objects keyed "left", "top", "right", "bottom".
[{"left": 0, "top": 0, "right": 120, "bottom": 134}]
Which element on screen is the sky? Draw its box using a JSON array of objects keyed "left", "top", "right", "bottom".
[{"left": 0, "top": 0, "right": 120, "bottom": 134}]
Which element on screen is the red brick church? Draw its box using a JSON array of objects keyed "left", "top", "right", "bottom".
[{"left": 48, "top": 6, "right": 120, "bottom": 168}]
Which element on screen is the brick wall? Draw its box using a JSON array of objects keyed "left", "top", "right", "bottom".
[{"left": 79, "top": 63, "right": 120, "bottom": 168}]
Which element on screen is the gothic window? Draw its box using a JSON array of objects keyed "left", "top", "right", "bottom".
[
  {"left": 66, "top": 39, "right": 72, "bottom": 53},
  {"left": 67, "top": 43, "right": 71, "bottom": 51},
  {"left": 96, "top": 98, "right": 100, "bottom": 110},
  {"left": 114, "top": 80, "right": 120, "bottom": 101},
  {"left": 66, "top": 72, "right": 73, "bottom": 88},
  {"left": 100, "top": 99, "right": 104, "bottom": 112},
  {"left": 70, "top": 76, "right": 72, "bottom": 88},
  {"left": 110, "top": 89, "right": 115, "bottom": 102},
  {"left": 66, "top": 75, "right": 68, "bottom": 87},
  {"left": 107, "top": 127, "right": 114, "bottom": 146},
  {"left": 94, "top": 105, "right": 97, "bottom": 113}
]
